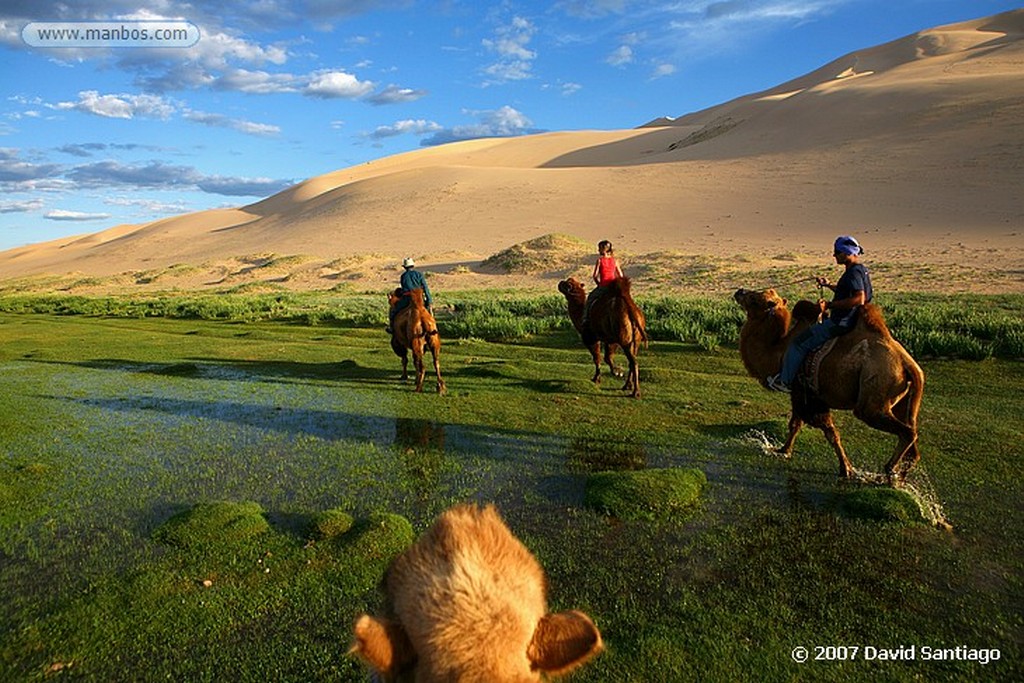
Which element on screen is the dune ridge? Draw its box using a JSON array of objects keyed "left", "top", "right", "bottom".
[{"left": 1, "top": 10, "right": 1022, "bottom": 295}]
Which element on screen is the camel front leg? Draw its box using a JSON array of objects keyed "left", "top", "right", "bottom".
[
  {"left": 399, "top": 349, "right": 409, "bottom": 381},
  {"left": 816, "top": 414, "right": 853, "bottom": 479},
  {"left": 779, "top": 412, "right": 803, "bottom": 458},
  {"left": 588, "top": 342, "right": 602, "bottom": 383},
  {"left": 604, "top": 343, "right": 622, "bottom": 378}
]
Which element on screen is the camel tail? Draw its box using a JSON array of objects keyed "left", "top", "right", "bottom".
[{"left": 901, "top": 354, "right": 925, "bottom": 429}]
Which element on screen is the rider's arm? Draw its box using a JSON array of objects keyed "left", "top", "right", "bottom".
[{"left": 826, "top": 290, "right": 866, "bottom": 313}]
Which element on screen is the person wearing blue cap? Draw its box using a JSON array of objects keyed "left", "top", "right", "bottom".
[
  {"left": 767, "top": 235, "right": 873, "bottom": 392},
  {"left": 387, "top": 257, "right": 433, "bottom": 334}
]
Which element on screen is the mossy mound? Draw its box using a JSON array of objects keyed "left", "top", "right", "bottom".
[
  {"left": 310, "top": 508, "right": 355, "bottom": 539},
  {"left": 342, "top": 512, "right": 415, "bottom": 560},
  {"left": 153, "top": 501, "right": 271, "bottom": 550},
  {"left": 837, "top": 487, "right": 928, "bottom": 525},
  {"left": 482, "top": 233, "right": 590, "bottom": 274},
  {"left": 584, "top": 468, "right": 707, "bottom": 521}
]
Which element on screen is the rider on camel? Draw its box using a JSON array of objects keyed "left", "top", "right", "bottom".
[
  {"left": 767, "top": 235, "right": 873, "bottom": 393},
  {"left": 581, "top": 240, "right": 624, "bottom": 330},
  {"left": 387, "top": 257, "right": 433, "bottom": 334}
]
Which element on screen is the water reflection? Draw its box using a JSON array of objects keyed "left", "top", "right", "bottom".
[
  {"left": 567, "top": 436, "right": 647, "bottom": 472},
  {"left": 394, "top": 418, "right": 446, "bottom": 452}
]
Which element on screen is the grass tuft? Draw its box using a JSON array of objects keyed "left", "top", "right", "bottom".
[
  {"left": 836, "top": 487, "right": 928, "bottom": 525},
  {"left": 153, "top": 501, "right": 271, "bottom": 550},
  {"left": 584, "top": 468, "right": 707, "bottom": 521},
  {"left": 311, "top": 508, "right": 356, "bottom": 539}
]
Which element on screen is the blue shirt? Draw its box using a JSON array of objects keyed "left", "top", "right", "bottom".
[
  {"left": 400, "top": 268, "right": 432, "bottom": 308},
  {"left": 831, "top": 263, "right": 872, "bottom": 328}
]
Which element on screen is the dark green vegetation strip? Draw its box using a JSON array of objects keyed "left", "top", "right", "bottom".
[
  {"left": 1, "top": 290, "right": 1022, "bottom": 358},
  {"left": 0, "top": 310, "right": 1021, "bottom": 682}
]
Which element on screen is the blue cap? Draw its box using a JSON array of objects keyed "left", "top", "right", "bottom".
[{"left": 834, "top": 235, "right": 863, "bottom": 256}]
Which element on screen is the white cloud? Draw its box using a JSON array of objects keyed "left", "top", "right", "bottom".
[
  {"left": 366, "top": 85, "right": 428, "bottom": 106},
  {"left": 54, "top": 91, "right": 176, "bottom": 120},
  {"left": 184, "top": 110, "right": 281, "bottom": 136},
  {"left": 45, "top": 209, "right": 112, "bottom": 221},
  {"left": 422, "top": 106, "right": 538, "bottom": 146},
  {"left": 0, "top": 198, "right": 44, "bottom": 213},
  {"left": 482, "top": 16, "right": 537, "bottom": 83},
  {"left": 607, "top": 45, "right": 634, "bottom": 66},
  {"left": 651, "top": 63, "right": 677, "bottom": 79},
  {"left": 370, "top": 119, "right": 443, "bottom": 139},
  {"left": 304, "top": 70, "right": 376, "bottom": 99}
]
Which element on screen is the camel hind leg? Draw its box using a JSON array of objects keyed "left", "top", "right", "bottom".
[
  {"left": 621, "top": 344, "right": 640, "bottom": 398},
  {"left": 427, "top": 334, "right": 446, "bottom": 394},
  {"left": 411, "top": 339, "right": 427, "bottom": 392},
  {"left": 854, "top": 403, "right": 919, "bottom": 485}
]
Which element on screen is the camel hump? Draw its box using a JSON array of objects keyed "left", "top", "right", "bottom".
[
  {"left": 859, "top": 303, "right": 891, "bottom": 338},
  {"left": 408, "top": 288, "right": 426, "bottom": 310},
  {"left": 608, "top": 276, "right": 632, "bottom": 299}
]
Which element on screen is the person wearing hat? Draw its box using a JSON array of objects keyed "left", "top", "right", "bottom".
[
  {"left": 387, "top": 257, "right": 434, "bottom": 334},
  {"left": 767, "top": 235, "right": 873, "bottom": 392}
]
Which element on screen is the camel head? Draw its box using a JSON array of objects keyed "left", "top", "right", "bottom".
[
  {"left": 351, "top": 504, "right": 603, "bottom": 682},
  {"left": 557, "top": 278, "right": 587, "bottom": 305},
  {"left": 388, "top": 287, "right": 402, "bottom": 308},
  {"left": 733, "top": 288, "right": 788, "bottom": 319}
]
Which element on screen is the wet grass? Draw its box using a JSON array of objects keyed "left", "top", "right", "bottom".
[{"left": 0, "top": 311, "right": 1021, "bottom": 681}]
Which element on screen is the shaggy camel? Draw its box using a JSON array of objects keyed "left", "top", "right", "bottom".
[
  {"left": 733, "top": 288, "right": 925, "bottom": 484},
  {"left": 389, "top": 288, "right": 445, "bottom": 394},
  {"left": 558, "top": 277, "right": 647, "bottom": 398},
  {"left": 351, "top": 504, "right": 603, "bottom": 682}
]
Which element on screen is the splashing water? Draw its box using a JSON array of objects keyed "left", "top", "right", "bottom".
[
  {"left": 742, "top": 429, "right": 785, "bottom": 457},
  {"left": 740, "top": 430, "right": 953, "bottom": 530}
]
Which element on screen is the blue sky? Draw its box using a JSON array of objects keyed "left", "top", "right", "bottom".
[{"left": 0, "top": 0, "right": 1018, "bottom": 251}]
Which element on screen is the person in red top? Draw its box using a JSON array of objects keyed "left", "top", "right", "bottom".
[{"left": 582, "top": 240, "right": 624, "bottom": 328}]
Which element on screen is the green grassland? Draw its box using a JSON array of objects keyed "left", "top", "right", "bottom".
[{"left": 0, "top": 292, "right": 1022, "bottom": 681}]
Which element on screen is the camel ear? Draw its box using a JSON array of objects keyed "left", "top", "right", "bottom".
[
  {"left": 527, "top": 610, "right": 603, "bottom": 675},
  {"left": 349, "top": 614, "right": 416, "bottom": 677}
]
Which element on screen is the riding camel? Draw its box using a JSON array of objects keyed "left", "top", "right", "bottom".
[
  {"left": 558, "top": 277, "right": 647, "bottom": 398},
  {"left": 350, "top": 504, "right": 603, "bottom": 682},
  {"left": 733, "top": 288, "right": 925, "bottom": 484},
  {"left": 388, "top": 288, "right": 445, "bottom": 394}
]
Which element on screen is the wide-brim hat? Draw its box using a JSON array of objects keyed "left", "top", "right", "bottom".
[{"left": 402, "top": 257, "right": 415, "bottom": 268}]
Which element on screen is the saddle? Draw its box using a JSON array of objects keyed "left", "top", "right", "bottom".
[{"left": 798, "top": 337, "right": 839, "bottom": 396}]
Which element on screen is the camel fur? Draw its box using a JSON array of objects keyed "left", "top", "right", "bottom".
[
  {"left": 558, "top": 277, "right": 647, "bottom": 398},
  {"left": 350, "top": 504, "right": 603, "bottom": 682},
  {"left": 733, "top": 288, "right": 925, "bottom": 484},
  {"left": 389, "top": 288, "right": 445, "bottom": 394}
]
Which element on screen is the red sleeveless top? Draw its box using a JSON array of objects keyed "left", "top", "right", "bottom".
[{"left": 596, "top": 256, "right": 619, "bottom": 287}]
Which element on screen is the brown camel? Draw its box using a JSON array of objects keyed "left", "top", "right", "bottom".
[
  {"left": 556, "top": 278, "right": 622, "bottom": 384},
  {"left": 389, "top": 288, "right": 445, "bottom": 394},
  {"left": 558, "top": 277, "right": 647, "bottom": 398},
  {"left": 350, "top": 504, "right": 603, "bottom": 682},
  {"left": 733, "top": 288, "right": 925, "bottom": 484}
]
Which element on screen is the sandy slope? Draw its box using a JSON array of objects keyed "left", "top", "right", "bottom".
[{"left": 2, "top": 10, "right": 1022, "bottom": 295}]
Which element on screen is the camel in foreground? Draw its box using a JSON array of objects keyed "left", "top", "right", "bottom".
[
  {"left": 389, "top": 288, "right": 445, "bottom": 394},
  {"left": 558, "top": 277, "right": 647, "bottom": 398},
  {"left": 733, "top": 288, "right": 925, "bottom": 484},
  {"left": 351, "top": 504, "right": 603, "bottom": 682}
]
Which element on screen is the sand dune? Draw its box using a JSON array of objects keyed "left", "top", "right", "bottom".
[{"left": 2, "top": 10, "right": 1022, "bottom": 294}]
